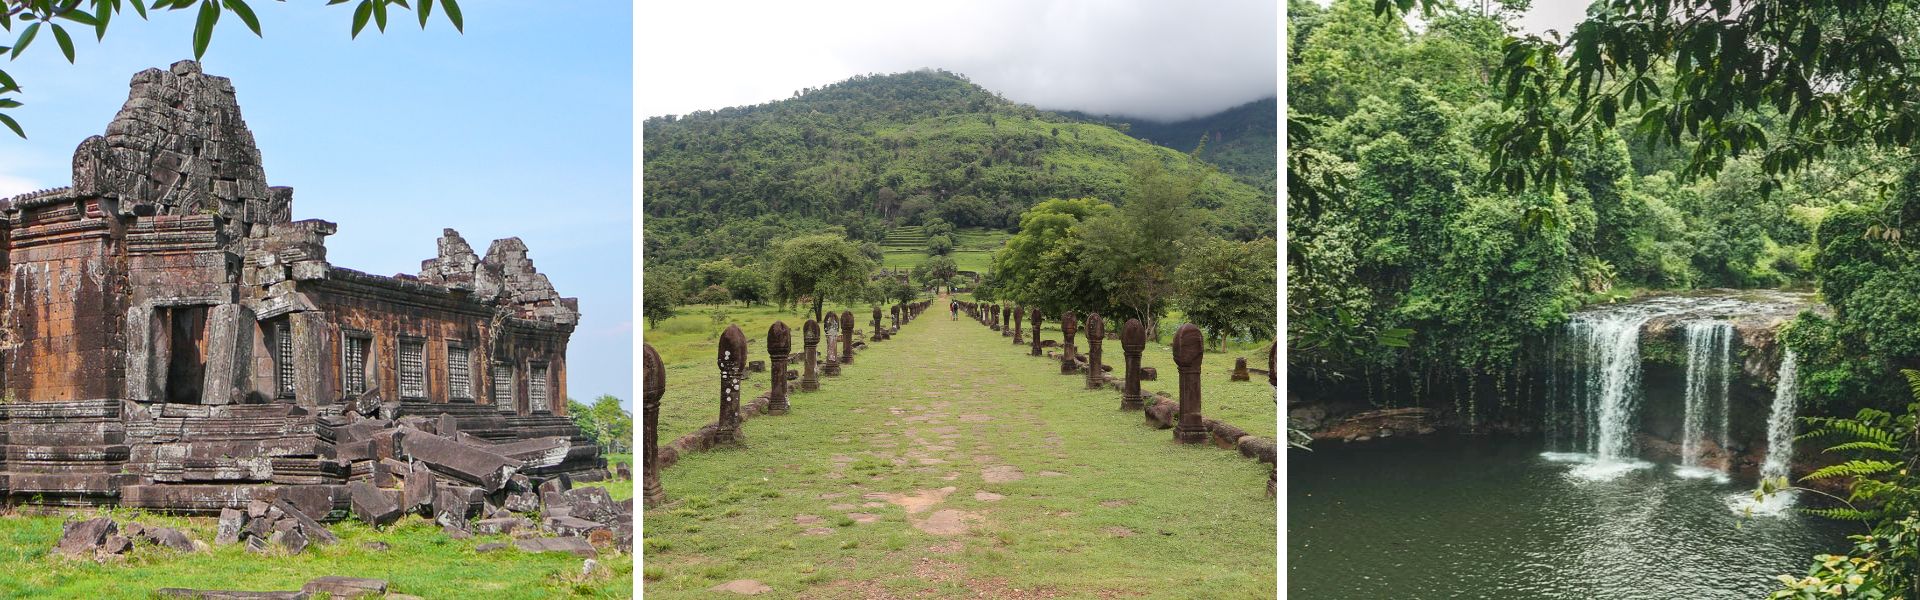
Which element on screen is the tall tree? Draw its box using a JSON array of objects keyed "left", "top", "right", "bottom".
[{"left": 770, "top": 234, "right": 874, "bottom": 322}]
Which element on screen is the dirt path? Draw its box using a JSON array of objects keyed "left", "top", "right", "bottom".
[{"left": 644, "top": 305, "right": 1275, "bottom": 599}]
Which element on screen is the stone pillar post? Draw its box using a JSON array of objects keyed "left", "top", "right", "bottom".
[
  {"left": 1231, "top": 357, "right": 1250, "bottom": 381},
  {"left": 643, "top": 343, "right": 666, "bottom": 507},
  {"left": 822, "top": 317, "right": 841, "bottom": 376},
  {"left": 1172, "top": 323, "right": 1207, "bottom": 444},
  {"left": 1060, "top": 311, "right": 1079, "bottom": 375},
  {"left": 1000, "top": 306, "right": 1010, "bottom": 336},
  {"left": 1030, "top": 308, "right": 1043, "bottom": 356},
  {"left": 715, "top": 325, "right": 747, "bottom": 445},
  {"left": 1085, "top": 313, "right": 1105, "bottom": 390},
  {"left": 767, "top": 322, "right": 791, "bottom": 415},
  {"left": 1120, "top": 318, "right": 1145, "bottom": 410},
  {"left": 1011, "top": 306, "right": 1024, "bottom": 344},
  {"left": 801, "top": 319, "right": 820, "bottom": 392},
  {"left": 841, "top": 310, "right": 856, "bottom": 365},
  {"left": 872, "top": 306, "right": 884, "bottom": 342},
  {"left": 891, "top": 305, "right": 900, "bottom": 332}
]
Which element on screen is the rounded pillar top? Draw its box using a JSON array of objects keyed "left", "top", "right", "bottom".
[
  {"left": 643, "top": 343, "right": 665, "bottom": 403},
  {"left": 1062, "top": 311, "right": 1076, "bottom": 336},
  {"left": 719, "top": 324, "right": 747, "bottom": 369},
  {"left": 1121, "top": 318, "right": 1145, "bottom": 350},
  {"left": 1172, "top": 323, "right": 1203, "bottom": 369},
  {"left": 841, "top": 310, "right": 855, "bottom": 327},
  {"left": 1086, "top": 313, "right": 1104, "bottom": 338},
  {"left": 767, "top": 321, "right": 791, "bottom": 355},
  {"left": 804, "top": 319, "right": 820, "bottom": 344}
]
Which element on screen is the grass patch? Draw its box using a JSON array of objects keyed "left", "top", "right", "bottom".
[
  {"left": 0, "top": 511, "right": 630, "bottom": 598},
  {"left": 641, "top": 300, "right": 1274, "bottom": 598}
]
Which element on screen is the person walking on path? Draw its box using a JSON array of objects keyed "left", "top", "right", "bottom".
[{"left": 950, "top": 300, "right": 960, "bottom": 320}]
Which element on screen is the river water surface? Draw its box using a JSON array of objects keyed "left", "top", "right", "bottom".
[{"left": 1288, "top": 435, "right": 1852, "bottom": 599}]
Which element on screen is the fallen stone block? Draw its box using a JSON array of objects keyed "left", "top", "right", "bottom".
[
  {"left": 559, "top": 486, "right": 620, "bottom": 525},
  {"left": 347, "top": 480, "right": 401, "bottom": 528},
  {"left": 544, "top": 515, "right": 608, "bottom": 537},
  {"left": 474, "top": 516, "right": 530, "bottom": 536},
  {"left": 300, "top": 576, "right": 387, "bottom": 598},
  {"left": 216, "top": 508, "right": 246, "bottom": 545},
  {"left": 399, "top": 431, "right": 522, "bottom": 491},
  {"left": 515, "top": 536, "right": 596, "bottom": 558},
  {"left": 271, "top": 499, "right": 338, "bottom": 545},
  {"left": 57, "top": 517, "right": 118, "bottom": 558}
]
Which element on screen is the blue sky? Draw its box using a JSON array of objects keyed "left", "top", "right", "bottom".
[{"left": 0, "top": 1, "right": 634, "bottom": 409}]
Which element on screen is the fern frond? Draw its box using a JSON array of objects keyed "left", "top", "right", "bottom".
[
  {"left": 1821, "top": 441, "right": 1903, "bottom": 455},
  {"left": 1799, "top": 506, "right": 1876, "bottom": 521},
  {"left": 1902, "top": 369, "right": 1920, "bottom": 401},
  {"left": 1802, "top": 460, "right": 1900, "bottom": 481}
]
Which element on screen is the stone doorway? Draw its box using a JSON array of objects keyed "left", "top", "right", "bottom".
[{"left": 161, "top": 305, "right": 210, "bottom": 403}]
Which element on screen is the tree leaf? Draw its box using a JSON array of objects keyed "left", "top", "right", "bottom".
[
  {"left": 95, "top": 0, "right": 112, "bottom": 40},
  {"left": 50, "top": 22, "right": 73, "bottom": 63},
  {"left": 441, "top": 0, "right": 460, "bottom": 32},
  {"left": 350, "top": 0, "right": 371, "bottom": 38},
  {"left": 11, "top": 22, "right": 40, "bottom": 60},
  {"left": 191, "top": 0, "right": 217, "bottom": 59},
  {"left": 222, "top": 0, "right": 260, "bottom": 36},
  {"left": 417, "top": 0, "right": 431, "bottom": 28},
  {"left": 371, "top": 0, "right": 386, "bottom": 32},
  {"left": 131, "top": 0, "right": 149, "bottom": 19},
  {"left": 0, "top": 112, "right": 24, "bottom": 139},
  {"left": 0, "top": 70, "right": 18, "bottom": 94}
]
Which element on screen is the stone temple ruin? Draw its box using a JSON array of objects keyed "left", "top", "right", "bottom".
[{"left": 0, "top": 61, "right": 609, "bottom": 525}]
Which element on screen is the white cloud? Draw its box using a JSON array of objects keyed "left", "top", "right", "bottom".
[{"left": 639, "top": 0, "right": 1277, "bottom": 122}]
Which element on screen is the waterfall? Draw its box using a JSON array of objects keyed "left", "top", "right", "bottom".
[
  {"left": 1679, "top": 321, "right": 1733, "bottom": 473},
  {"left": 1759, "top": 350, "right": 1800, "bottom": 482},
  {"left": 1728, "top": 350, "right": 1800, "bottom": 515},
  {"left": 1568, "top": 312, "right": 1656, "bottom": 462}
]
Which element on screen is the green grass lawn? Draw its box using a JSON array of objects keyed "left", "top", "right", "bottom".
[
  {"left": 0, "top": 508, "right": 631, "bottom": 598},
  {"left": 641, "top": 300, "right": 1276, "bottom": 598}
]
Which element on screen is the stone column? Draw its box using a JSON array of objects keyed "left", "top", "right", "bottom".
[
  {"left": 822, "top": 316, "right": 841, "bottom": 376},
  {"left": 872, "top": 306, "right": 884, "bottom": 342},
  {"left": 1002, "top": 306, "right": 1012, "bottom": 337},
  {"left": 1120, "top": 318, "right": 1145, "bottom": 410},
  {"left": 891, "top": 305, "right": 900, "bottom": 332},
  {"left": 1060, "top": 311, "right": 1079, "bottom": 375},
  {"left": 715, "top": 325, "right": 747, "bottom": 445},
  {"left": 841, "top": 310, "right": 856, "bottom": 365},
  {"left": 767, "top": 322, "right": 792, "bottom": 415},
  {"left": 1029, "top": 308, "right": 1043, "bottom": 356},
  {"left": 643, "top": 343, "right": 666, "bottom": 507},
  {"left": 1231, "top": 357, "right": 1250, "bottom": 381},
  {"left": 801, "top": 319, "right": 820, "bottom": 392},
  {"left": 1011, "top": 306, "right": 1024, "bottom": 344},
  {"left": 1172, "top": 323, "right": 1207, "bottom": 444},
  {"left": 1085, "top": 313, "right": 1105, "bottom": 390}
]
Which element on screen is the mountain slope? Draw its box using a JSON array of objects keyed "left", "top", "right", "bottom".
[
  {"left": 641, "top": 70, "right": 1274, "bottom": 269},
  {"left": 1059, "top": 97, "right": 1278, "bottom": 189}
]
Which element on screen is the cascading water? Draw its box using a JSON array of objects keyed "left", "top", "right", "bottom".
[
  {"left": 1554, "top": 310, "right": 1663, "bottom": 480},
  {"left": 1729, "top": 350, "right": 1801, "bottom": 515},
  {"left": 1677, "top": 321, "right": 1733, "bottom": 479}
]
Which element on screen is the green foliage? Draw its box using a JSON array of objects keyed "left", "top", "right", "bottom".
[
  {"left": 925, "top": 234, "right": 953, "bottom": 256},
  {"left": 0, "top": 0, "right": 463, "bottom": 138},
  {"left": 1175, "top": 237, "right": 1277, "bottom": 347},
  {"left": 641, "top": 69, "right": 1272, "bottom": 271},
  {"left": 769, "top": 234, "right": 875, "bottom": 321},
  {"left": 643, "top": 281, "right": 681, "bottom": 330},
  {"left": 1767, "top": 369, "right": 1920, "bottom": 598},
  {"left": 1058, "top": 97, "right": 1278, "bottom": 195},
  {"left": 724, "top": 267, "right": 768, "bottom": 305},
  {"left": 567, "top": 394, "right": 632, "bottom": 454}
]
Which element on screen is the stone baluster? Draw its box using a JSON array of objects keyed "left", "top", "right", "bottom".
[
  {"left": 1029, "top": 308, "right": 1043, "bottom": 356},
  {"left": 822, "top": 316, "right": 841, "bottom": 376},
  {"left": 716, "top": 325, "right": 747, "bottom": 446},
  {"left": 841, "top": 310, "right": 856, "bottom": 365},
  {"left": 1120, "top": 319, "right": 1145, "bottom": 410},
  {"left": 801, "top": 319, "right": 820, "bottom": 392},
  {"left": 1060, "top": 311, "right": 1079, "bottom": 375},
  {"left": 643, "top": 343, "right": 665, "bottom": 507},
  {"left": 1231, "top": 357, "right": 1250, "bottom": 381},
  {"left": 1011, "top": 306, "right": 1024, "bottom": 345},
  {"left": 767, "top": 322, "right": 791, "bottom": 415},
  {"left": 1172, "top": 323, "right": 1207, "bottom": 444},
  {"left": 871, "top": 306, "right": 884, "bottom": 342},
  {"left": 1085, "top": 313, "right": 1105, "bottom": 390}
]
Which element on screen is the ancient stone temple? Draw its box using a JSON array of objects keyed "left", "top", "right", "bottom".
[{"left": 0, "top": 62, "right": 606, "bottom": 514}]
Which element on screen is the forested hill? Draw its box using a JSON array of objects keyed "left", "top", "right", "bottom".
[
  {"left": 1058, "top": 97, "right": 1278, "bottom": 189},
  {"left": 641, "top": 69, "right": 1274, "bottom": 269}
]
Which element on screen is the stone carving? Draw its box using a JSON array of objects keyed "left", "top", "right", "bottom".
[
  {"left": 644, "top": 344, "right": 665, "bottom": 508},
  {"left": 1060, "top": 311, "right": 1079, "bottom": 375},
  {"left": 767, "top": 322, "right": 792, "bottom": 415},
  {"left": 1120, "top": 319, "right": 1146, "bottom": 410},
  {"left": 1030, "top": 308, "right": 1043, "bottom": 356},
  {"left": 1085, "top": 313, "right": 1105, "bottom": 390},
  {"left": 801, "top": 320, "right": 821, "bottom": 392},
  {"left": 1172, "top": 324, "right": 1207, "bottom": 444},
  {"left": 715, "top": 325, "right": 747, "bottom": 446},
  {"left": 841, "top": 310, "right": 856, "bottom": 365},
  {"left": 822, "top": 315, "right": 841, "bottom": 377}
]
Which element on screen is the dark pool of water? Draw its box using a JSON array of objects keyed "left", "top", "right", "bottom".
[{"left": 1288, "top": 435, "right": 1854, "bottom": 599}]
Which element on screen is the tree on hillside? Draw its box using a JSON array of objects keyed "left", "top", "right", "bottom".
[
  {"left": 926, "top": 234, "right": 954, "bottom": 256},
  {"left": 770, "top": 234, "right": 875, "bottom": 321},
  {"left": 725, "top": 267, "right": 768, "bottom": 305},
  {"left": 0, "top": 0, "right": 467, "bottom": 138},
  {"left": 643, "top": 282, "right": 679, "bottom": 330},
  {"left": 924, "top": 218, "right": 955, "bottom": 240},
  {"left": 1177, "top": 237, "right": 1278, "bottom": 348},
  {"left": 914, "top": 255, "right": 959, "bottom": 293},
  {"left": 1078, "top": 161, "right": 1203, "bottom": 336},
  {"left": 990, "top": 198, "right": 1115, "bottom": 315}
]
